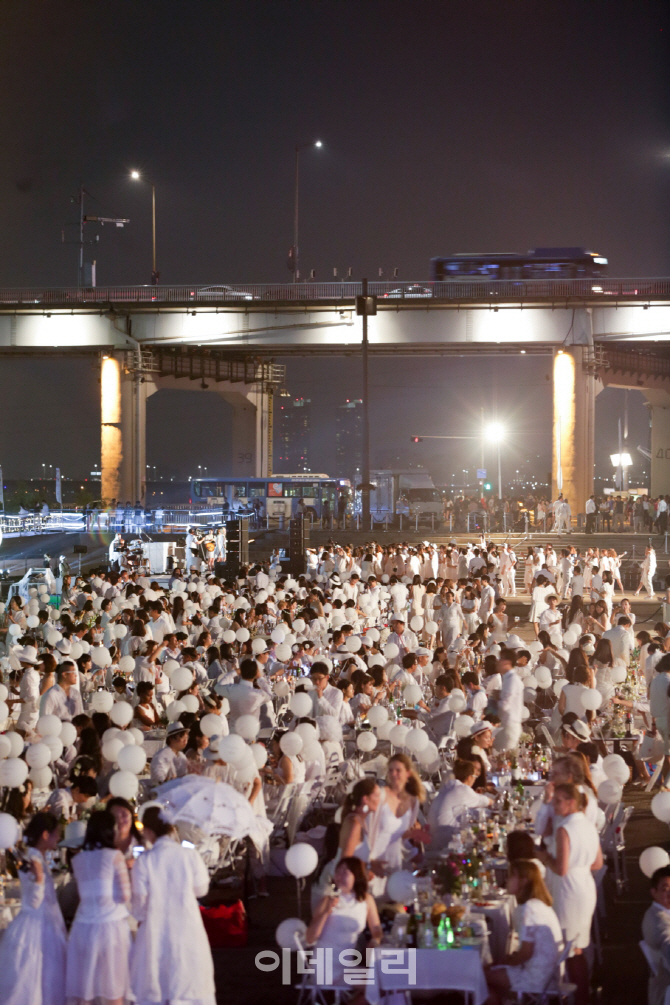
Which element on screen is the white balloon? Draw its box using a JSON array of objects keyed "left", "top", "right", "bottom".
[
  {"left": 166, "top": 700, "right": 186, "bottom": 722},
  {"left": 42, "top": 736, "right": 63, "bottom": 762},
  {"left": 222, "top": 630, "right": 237, "bottom": 644},
  {"left": 4, "top": 733, "right": 24, "bottom": 758},
  {"left": 383, "top": 643, "right": 399, "bottom": 659},
  {"left": 46, "top": 631, "right": 62, "bottom": 645},
  {"left": 610, "top": 665, "right": 627, "bottom": 685},
  {"left": 271, "top": 627, "right": 286, "bottom": 644},
  {"left": 386, "top": 870, "right": 417, "bottom": 904},
  {"left": 274, "top": 680, "right": 291, "bottom": 697},
  {"left": 0, "top": 735, "right": 11, "bottom": 759},
  {"left": 117, "top": 745, "right": 147, "bottom": 774},
  {"left": 251, "top": 637, "right": 267, "bottom": 654},
  {"left": 251, "top": 742, "right": 268, "bottom": 768},
  {"left": 454, "top": 714, "right": 475, "bottom": 737},
  {"left": 235, "top": 628, "right": 250, "bottom": 643},
  {"left": 367, "top": 705, "right": 388, "bottom": 728},
  {"left": 114, "top": 624, "right": 128, "bottom": 639},
  {"left": 289, "top": 693, "right": 313, "bottom": 718},
  {"left": 218, "top": 734, "right": 250, "bottom": 765},
  {"left": 110, "top": 702, "right": 133, "bottom": 727},
  {"left": 109, "top": 770, "right": 139, "bottom": 800},
  {"left": 525, "top": 675, "right": 538, "bottom": 690},
  {"left": 448, "top": 691, "right": 466, "bottom": 713},
  {"left": 418, "top": 740, "right": 439, "bottom": 766},
  {"left": 29, "top": 765, "right": 53, "bottom": 790},
  {"left": 0, "top": 701, "right": 9, "bottom": 723},
  {"left": 598, "top": 779, "right": 623, "bottom": 805},
  {"left": 535, "top": 667, "right": 552, "bottom": 689},
  {"left": 280, "top": 732, "right": 303, "bottom": 757},
  {"left": 8, "top": 624, "right": 22, "bottom": 637},
  {"left": 103, "top": 738, "right": 124, "bottom": 764},
  {"left": 640, "top": 846, "right": 670, "bottom": 878},
  {"left": 200, "top": 713, "right": 223, "bottom": 737},
  {"left": 275, "top": 643, "right": 292, "bottom": 662},
  {"left": 171, "top": 667, "right": 194, "bottom": 692},
  {"left": 275, "top": 917, "right": 307, "bottom": 950},
  {"left": 410, "top": 616, "right": 423, "bottom": 631},
  {"left": 389, "top": 724, "right": 409, "bottom": 747},
  {"left": 162, "top": 659, "right": 180, "bottom": 678},
  {"left": 0, "top": 811, "right": 20, "bottom": 849},
  {"left": 581, "top": 689, "right": 602, "bottom": 711},
  {"left": 553, "top": 679, "right": 567, "bottom": 697},
  {"left": 404, "top": 728, "right": 429, "bottom": 753},
  {"left": 603, "top": 753, "right": 629, "bottom": 786},
  {"left": 0, "top": 684, "right": 7, "bottom": 703},
  {"left": 179, "top": 694, "right": 198, "bottom": 714},
  {"left": 295, "top": 722, "right": 318, "bottom": 745},
  {"left": 357, "top": 731, "right": 378, "bottom": 752},
  {"left": 26, "top": 615, "right": 40, "bottom": 628},
  {"left": 120, "top": 731, "right": 136, "bottom": 746},
  {"left": 377, "top": 721, "right": 394, "bottom": 741},
  {"left": 403, "top": 684, "right": 422, "bottom": 705},
  {"left": 90, "top": 691, "right": 114, "bottom": 713},
  {"left": 60, "top": 722, "right": 77, "bottom": 747},
  {"left": 235, "top": 714, "right": 260, "bottom": 741},
  {"left": 285, "top": 842, "right": 318, "bottom": 878},
  {"left": 0, "top": 758, "right": 28, "bottom": 788},
  {"left": 366, "top": 628, "right": 380, "bottom": 642},
  {"left": 25, "top": 743, "right": 51, "bottom": 770},
  {"left": 129, "top": 727, "right": 145, "bottom": 745},
  {"left": 652, "top": 791, "right": 670, "bottom": 823},
  {"left": 91, "top": 646, "right": 111, "bottom": 667},
  {"left": 345, "top": 635, "right": 362, "bottom": 652},
  {"left": 37, "top": 714, "right": 62, "bottom": 738},
  {"left": 118, "top": 655, "right": 135, "bottom": 674}
]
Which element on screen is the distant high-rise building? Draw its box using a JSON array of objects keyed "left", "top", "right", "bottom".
[
  {"left": 275, "top": 392, "right": 311, "bottom": 472},
  {"left": 335, "top": 399, "right": 363, "bottom": 479}
]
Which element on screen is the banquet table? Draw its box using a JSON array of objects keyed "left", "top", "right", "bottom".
[
  {"left": 469, "top": 894, "right": 515, "bottom": 961},
  {"left": 369, "top": 946, "right": 489, "bottom": 1005}
]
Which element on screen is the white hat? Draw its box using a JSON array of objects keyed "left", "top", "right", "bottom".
[
  {"left": 390, "top": 612, "right": 406, "bottom": 623},
  {"left": 16, "top": 645, "right": 40, "bottom": 665},
  {"left": 470, "top": 720, "right": 493, "bottom": 737},
  {"left": 56, "top": 639, "right": 72, "bottom": 655},
  {"left": 415, "top": 647, "right": 432, "bottom": 657}
]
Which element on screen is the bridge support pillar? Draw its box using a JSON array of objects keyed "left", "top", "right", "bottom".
[
  {"left": 644, "top": 391, "right": 670, "bottom": 496},
  {"left": 101, "top": 353, "right": 148, "bottom": 506},
  {"left": 552, "top": 347, "right": 595, "bottom": 515},
  {"left": 212, "top": 385, "right": 270, "bottom": 478}
]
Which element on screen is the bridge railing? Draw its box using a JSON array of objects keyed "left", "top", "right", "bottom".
[{"left": 1, "top": 278, "right": 670, "bottom": 305}]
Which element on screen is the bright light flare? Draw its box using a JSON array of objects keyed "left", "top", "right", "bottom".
[
  {"left": 130, "top": 170, "right": 140, "bottom": 179},
  {"left": 485, "top": 422, "right": 504, "bottom": 443},
  {"left": 611, "top": 453, "right": 632, "bottom": 467},
  {"left": 315, "top": 140, "right": 322, "bottom": 147}
]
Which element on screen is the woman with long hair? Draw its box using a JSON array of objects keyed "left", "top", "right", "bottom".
[
  {"left": 108, "top": 796, "right": 144, "bottom": 861},
  {"left": 0, "top": 812, "right": 67, "bottom": 1005},
  {"left": 66, "top": 811, "right": 131, "bottom": 1005},
  {"left": 1, "top": 778, "right": 34, "bottom": 828},
  {"left": 130, "top": 806, "right": 215, "bottom": 1005},
  {"left": 485, "top": 860, "right": 562, "bottom": 1001},
  {"left": 307, "top": 857, "right": 382, "bottom": 984},
  {"left": 367, "top": 754, "right": 428, "bottom": 879},
  {"left": 562, "top": 595, "right": 586, "bottom": 632}
]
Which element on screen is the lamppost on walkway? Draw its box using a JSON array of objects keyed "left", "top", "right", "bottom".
[
  {"left": 290, "top": 141, "right": 322, "bottom": 283},
  {"left": 486, "top": 422, "right": 505, "bottom": 498},
  {"left": 130, "top": 171, "right": 158, "bottom": 285}
]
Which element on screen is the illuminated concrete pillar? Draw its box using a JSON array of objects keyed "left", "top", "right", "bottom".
[
  {"left": 100, "top": 352, "right": 149, "bottom": 506},
  {"left": 214, "top": 386, "right": 270, "bottom": 478},
  {"left": 552, "top": 347, "right": 595, "bottom": 515},
  {"left": 644, "top": 390, "right": 670, "bottom": 496}
]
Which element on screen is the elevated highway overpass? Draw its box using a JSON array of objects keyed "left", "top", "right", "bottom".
[{"left": 2, "top": 278, "right": 670, "bottom": 508}]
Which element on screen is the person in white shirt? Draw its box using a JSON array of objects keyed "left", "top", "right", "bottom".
[
  {"left": 602, "top": 616, "right": 633, "bottom": 665},
  {"left": 16, "top": 646, "right": 43, "bottom": 733},
  {"left": 40, "top": 663, "right": 84, "bottom": 721},
  {"left": 150, "top": 722, "right": 189, "bottom": 784},
  {"left": 498, "top": 651, "right": 524, "bottom": 749},
  {"left": 309, "top": 663, "right": 344, "bottom": 718},
  {"left": 499, "top": 545, "right": 516, "bottom": 597},
  {"left": 479, "top": 575, "right": 496, "bottom": 624},
  {"left": 585, "top": 495, "right": 597, "bottom": 535},
  {"left": 385, "top": 615, "right": 418, "bottom": 667},
  {"left": 427, "top": 758, "right": 491, "bottom": 834},
  {"left": 636, "top": 546, "right": 657, "bottom": 599},
  {"left": 438, "top": 592, "right": 465, "bottom": 649},
  {"left": 462, "top": 671, "right": 488, "bottom": 721},
  {"left": 538, "top": 595, "right": 563, "bottom": 647},
  {"left": 184, "top": 528, "right": 200, "bottom": 574},
  {"left": 227, "top": 660, "right": 274, "bottom": 723}
]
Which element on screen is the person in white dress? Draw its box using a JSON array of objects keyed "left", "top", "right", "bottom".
[
  {"left": 485, "top": 860, "right": 563, "bottom": 999},
  {"left": 537, "top": 783, "right": 603, "bottom": 1005},
  {"left": 368, "top": 754, "right": 428, "bottom": 878},
  {"left": 311, "top": 778, "right": 382, "bottom": 908},
  {"left": 438, "top": 591, "right": 465, "bottom": 649},
  {"left": 488, "top": 599, "right": 509, "bottom": 643},
  {"left": 66, "top": 811, "right": 132, "bottom": 1005},
  {"left": 0, "top": 812, "right": 67, "bottom": 1005},
  {"left": 130, "top": 806, "right": 216, "bottom": 1005},
  {"left": 307, "top": 857, "right": 382, "bottom": 984}
]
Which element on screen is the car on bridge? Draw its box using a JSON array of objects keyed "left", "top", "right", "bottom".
[
  {"left": 189, "top": 285, "right": 256, "bottom": 301},
  {"left": 382, "top": 284, "right": 433, "bottom": 299}
]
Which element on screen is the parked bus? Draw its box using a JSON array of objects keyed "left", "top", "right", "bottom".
[{"left": 189, "top": 474, "right": 350, "bottom": 520}]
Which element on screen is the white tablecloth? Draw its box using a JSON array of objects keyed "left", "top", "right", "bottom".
[
  {"left": 471, "top": 894, "right": 514, "bottom": 961},
  {"left": 369, "top": 947, "right": 488, "bottom": 1005}
]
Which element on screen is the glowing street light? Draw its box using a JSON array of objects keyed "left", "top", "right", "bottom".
[
  {"left": 130, "top": 170, "right": 158, "bottom": 284},
  {"left": 485, "top": 422, "right": 505, "bottom": 497},
  {"left": 610, "top": 453, "right": 632, "bottom": 468}
]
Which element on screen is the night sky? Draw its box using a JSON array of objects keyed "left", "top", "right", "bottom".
[{"left": 0, "top": 1, "right": 668, "bottom": 491}]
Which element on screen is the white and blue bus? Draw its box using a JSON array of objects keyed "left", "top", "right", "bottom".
[{"left": 189, "top": 474, "right": 350, "bottom": 520}]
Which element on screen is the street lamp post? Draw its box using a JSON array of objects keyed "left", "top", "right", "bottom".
[
  {"left": 485, "top": 423, "right": 505, "bottom": 498},
  {"left": 130, "top": 171, "right": 158, "bottom": 284},
  {"left": 291, "top": 141, "right": 322, "bottom": 284}
]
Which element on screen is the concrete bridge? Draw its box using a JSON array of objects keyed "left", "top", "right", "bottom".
[{"left": 2, "top": 278, "right": 670, "bottom": 507}]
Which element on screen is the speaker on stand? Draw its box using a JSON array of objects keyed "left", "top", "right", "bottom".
[
  {"left": 214, "top": 517, "right": 249, "bottom": 579},
  {"left": 288, "top": 515, "right": 310, "bottom": 577}
]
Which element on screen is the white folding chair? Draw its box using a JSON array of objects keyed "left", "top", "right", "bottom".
[{"left": 515, "top": 937, "right": 576, "bottom": 1004}]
